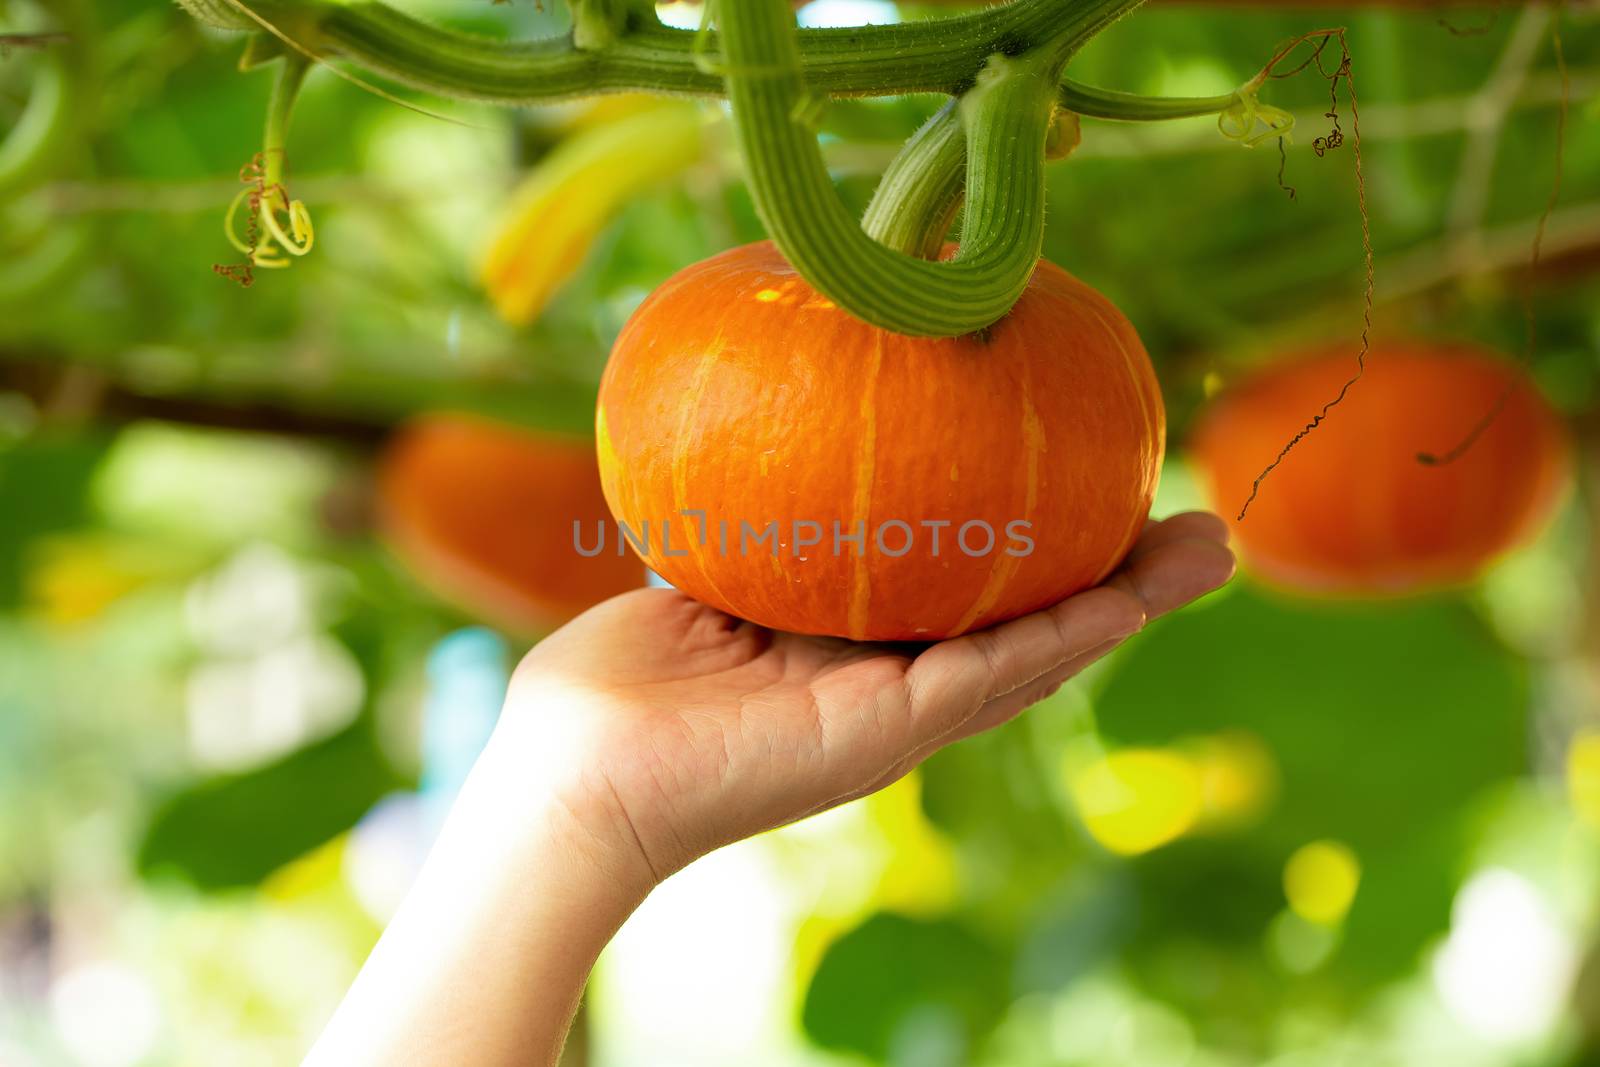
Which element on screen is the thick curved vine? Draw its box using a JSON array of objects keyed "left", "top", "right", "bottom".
[
  {"left": 715, "top": 0, "right": 1133, "bottom": 336},
  {"left": 179, "top": 0, "right": 1313, "bottom": 335},
  {"left": 195, "top": 0, "right": 1135, "bottom": 103},
  {"left": 859, "top": 101, "right": 965, "bottom": 260}
]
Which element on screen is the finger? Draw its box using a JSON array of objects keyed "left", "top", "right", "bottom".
[
  {"left": 898, "top": 528, "right": 1234, "bottom": 761},
  {"left": 1108, "top": 536, "right": 1236, "bottom": 620},
  {"left": 952, "top": 634, "right": 1127, "bottom": 741},
  {"left": 1126, "top": 511, "right": 1230, "bottom": 559},
  {"left": 904, "top": 585, "right": 1147, "bottom": 744},
  {"left": 907, "top": 538, "right": 1235, "bottom": 759},
  {"left": 857, "top": 630, "right": 1130, "bottom": 800}
]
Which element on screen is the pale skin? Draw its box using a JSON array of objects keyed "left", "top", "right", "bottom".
[{"left": 305, "top": 511, "right": 1234, "bottom": 1067}]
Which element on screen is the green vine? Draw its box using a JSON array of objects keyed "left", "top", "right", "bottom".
[
  {"left": 215, "top": 53, "right": 315, "bottom": 285},
  {"left": 222, "top": 0, "right": 1244, "bottom": 121},
  {"left": 860, "top": 100, "right": 965, "bottom": 260},
  {"left": 0, "top": 0, "right": 92, "bottom": 201},
  {"left": 859, "top": 81, "right": 1221, "bottom": 262},
  {"left": 1060, "top": 81, "right": 1237, "bottom": 121},
  {"left": 0, "top": 0, "right": 96, "bottom": 306},
  {"left": 720, "top": 0, "right": 1133, "bottom": 335},
  {"left": 179, "top": 0, "right": 1287, "bottom": 334}
]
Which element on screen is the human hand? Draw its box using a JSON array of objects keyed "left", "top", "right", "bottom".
[
  {"left": 308, "top": 512, "right": 1231, "bottom": 1067},
  {"left": 497, "top": 511, "right": 1235, "bottom": 892}
]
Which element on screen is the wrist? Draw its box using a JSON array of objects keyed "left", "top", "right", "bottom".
[
  {"left": 467, "top": 711, "right": 662, "bottom": 912},
  {"left": 308, "top": 705, "right": 653, "bottom": 1067}
]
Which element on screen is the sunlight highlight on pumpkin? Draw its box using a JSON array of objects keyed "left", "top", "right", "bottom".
[{"left": 1283, "top": 840, "right": 1360, "bottom": 926}]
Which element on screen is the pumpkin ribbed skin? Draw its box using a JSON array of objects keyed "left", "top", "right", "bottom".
[
  {"left": 596, "top": 241, "right": 1165, "bottom": 641},
  {"left": 1191, "top": 343, "right": 1571, "bottom": 596},
  {"left": 378, "top": 414, "right": 643, "bottom": 632}
]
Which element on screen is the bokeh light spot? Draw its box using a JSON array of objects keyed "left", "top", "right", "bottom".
[
  {"left": 1283, "top": 839, "right": 1361, "bottom": 926},
  {"left": 1566, "top": 729, "right": 1600, "bottom": 829},
  {"left": 1192, "top": 730, "right": 1277, "bottom": 829},
  {"left": 1267, "top": 908, "right": 1340, "bottom": 974},
  {"left": 1433, "top": 868, "right": 1575, "bottom": 1043},
  {"left": 1069, "top": 749, "right": 1203, "bottom": 856},
  {"left": 796, "top": 0, "right": 899, "bottom": 28}
]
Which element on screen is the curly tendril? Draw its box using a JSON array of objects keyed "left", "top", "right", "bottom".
[
  {"left": 216, "top": 153, "right": 316, "bottom": 285},
  {"left": 1216, "top": 86, "right": 1296, "bottom": 148},
  {"left": 214, "top": 53, "right": 314, "bottom": 286}
]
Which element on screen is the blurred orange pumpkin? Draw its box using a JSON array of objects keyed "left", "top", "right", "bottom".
[
  {"left": 1190, "top": 342, "right": 1570, "bottom": 596},
  {"left": 377, "top": 414, "right": 643, "bottom": 632}
]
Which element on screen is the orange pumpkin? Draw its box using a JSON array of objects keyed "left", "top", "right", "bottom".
[
  {"left": 377, "top": 414, "right": 643, "bottom": 632},
  {"left": 595, "top": 241, "right": 1165, "bottom": 641},
  {"left": 1190, "top": 342, "right": 1571, "bottom": 596}
]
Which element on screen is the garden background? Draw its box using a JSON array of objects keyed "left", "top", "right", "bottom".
[{"left": 2, "top": 0, "right": 1599, "bottom": 1063}]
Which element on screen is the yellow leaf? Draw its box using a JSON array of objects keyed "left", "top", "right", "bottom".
[{"left": 481, "top": 101, "right": 707, "bottom": 326}]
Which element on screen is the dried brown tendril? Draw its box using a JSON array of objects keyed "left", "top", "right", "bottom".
[
  {"left": 1236, "top": 28, "right": 1373, "bottom": 522},
  {"left": 213, "top": 154, "right": 269, "bottom": 288},
  {"left": 0, "top": 32, "right": 70, "bottom": 57},
  {"left": 1439, "top": 1, "right": 1502, "bottom": 38},
  {"left": 212, "top": 150, "right": 314, "bottom": 288}
]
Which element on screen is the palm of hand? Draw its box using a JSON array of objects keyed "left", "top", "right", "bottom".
[{"left": 507, "top": 512, "right": 1233, "bottom": 883}]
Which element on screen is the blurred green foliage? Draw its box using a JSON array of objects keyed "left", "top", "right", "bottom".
[
  {"left": 804, "top": 912, "right": 1010, "bottom": 1065},
  {"left": 0, "top": 432, "right": 104, "bottom": 603},
  {"left": 138, "top": 717, "right": 406, "bottom": 890},
  {"left": 1101, "top": 591, "right": 1525, "bottom": 1021},
  {"left": 1, "top": 0, "right": 1598, "bottom": 1062}
]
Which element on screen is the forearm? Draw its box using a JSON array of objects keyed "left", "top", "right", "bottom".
[{"left": 304, "top": 719, "right": 653, "bottom": 1067}]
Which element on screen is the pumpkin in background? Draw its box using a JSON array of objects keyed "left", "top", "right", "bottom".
[
  {"left": 1190, "top": 342, "right": 1570, "bottom": 597},
  {"left": 377, "top": 414, "right": 643, "bottom": 632},
  {"left": 596, "top": 241, "right": 1165, "bottom": 641}
]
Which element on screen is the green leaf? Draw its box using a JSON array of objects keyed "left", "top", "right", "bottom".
[
  {"left": 1095, "top": 585, "right": 1527, "bottom": 996},
  {"left": 1013, "top": 867, "right": 1134, "bottom": 994},
  {"left": 0, "top": 431, "right": 106, "bottom": 606},
  {"left": 136, "top": 718, "right": 404, "bottom": 890},
  {"left": 803, "top": 912, "right": 1010, "bottom": 1067},
  {"left": 919, "top": 719, "right": 1083, "bottom": 923}
]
